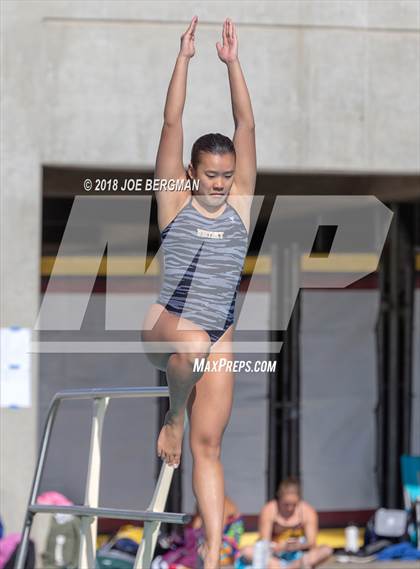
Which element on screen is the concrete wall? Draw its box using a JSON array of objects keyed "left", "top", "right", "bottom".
[
  {"left": 39, "top": 1, "right": 420, "bottom": 171},
  {"left": 1, "top": 0, "right": 419, "bottom": 558}
]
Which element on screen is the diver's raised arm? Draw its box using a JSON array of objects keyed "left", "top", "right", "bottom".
[
  {"left": 163, "top": 16, "right": 197, "bottom": 126},
  {"left": 155, "top": 16, "right": 198, "bottom": 182},
  {"left": 217, "top": 18, "right": 256, "bottom": 196}
]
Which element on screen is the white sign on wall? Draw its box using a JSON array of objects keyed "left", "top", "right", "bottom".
[{"left": 0, "top": 327, "right": 31, "bottom": 408}]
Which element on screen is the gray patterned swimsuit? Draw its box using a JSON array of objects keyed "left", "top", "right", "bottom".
[{"left": 156, "top": 196, "right": 248, "bottom": 343}]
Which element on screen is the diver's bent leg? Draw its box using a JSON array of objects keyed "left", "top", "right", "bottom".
[{"left": 158, "top": 335, "right": 211, "bottom": 467}]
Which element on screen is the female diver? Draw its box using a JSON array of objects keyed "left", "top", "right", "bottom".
[{"left": 141, "top": 16, "right": 256, "bottom": 569}]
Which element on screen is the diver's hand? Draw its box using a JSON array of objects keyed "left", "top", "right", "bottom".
[
  {"left": 180, "top": 16, "right": 198, "bottom": 59},
  {"left": 216, "top": 18, "right": 238, "bottom": 64}
]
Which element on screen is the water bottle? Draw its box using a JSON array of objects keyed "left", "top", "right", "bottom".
[
  {"left": 345, "top": 523, "right": 360, "bottom": 553},
  {"left": 252, "top": 539, "right": 270, "bottom": 568},
  {"left": 54, "top": 534, "right": 66, "bottom": 566}
]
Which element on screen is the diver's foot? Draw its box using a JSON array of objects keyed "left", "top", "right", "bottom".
[
  {"left": 198, "top": 541, "right": 220, "bottom": 569},
  {"left": 157, "top": 410, "right": 184, "bottom": 467}
]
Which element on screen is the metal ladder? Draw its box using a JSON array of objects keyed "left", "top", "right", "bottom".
[{"left": 14, "top": 386, "right": 191, "bottom": 569}]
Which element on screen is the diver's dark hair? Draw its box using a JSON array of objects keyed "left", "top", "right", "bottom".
[{"left": 190, "top": 133, "right": 236, "bottom": 169}]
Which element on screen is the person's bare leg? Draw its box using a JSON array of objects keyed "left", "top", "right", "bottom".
[
  {"left": 300, "top": 545, "right": 333, "bottom": 568},
  {"left": 267, "top": 557, "right": 282, "bottom": 569},
  {"left": 142, "top": 304, "right": 211, "bottom": 467},
  {"left": 187, "top": 328, "right": 235, "bottom": 569},
  {"left": 158, "top": 338, "right": 211, "bottom": 467},
  {"left": 285, "top": 545, "right": 333, "bottom": 569}
]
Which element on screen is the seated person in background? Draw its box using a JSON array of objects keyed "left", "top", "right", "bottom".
[{"left": 238, "top": 477, "right": 333, "bottom": 569}]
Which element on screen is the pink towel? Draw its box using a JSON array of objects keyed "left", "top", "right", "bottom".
[{"left": 36, "top": 491, "right": 73, "bottom": 506}]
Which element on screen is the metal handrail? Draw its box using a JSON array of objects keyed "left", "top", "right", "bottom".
[
  {"left": 14, "top": 387, "right": 190, "bottom": 569},
  {"left": 29, "top": 505, "right": 189, "bottom": 524}
]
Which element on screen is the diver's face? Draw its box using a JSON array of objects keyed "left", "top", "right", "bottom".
[
  {"left": 278, "top": 492, "right": 299, "bottom": 516},
  {"left": 189, "top": 152, "right": 236, "bottom": 208}
]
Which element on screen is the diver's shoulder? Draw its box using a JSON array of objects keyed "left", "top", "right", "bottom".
[{"left": 158, "top": 190, "right": 191, "bottom": 233}]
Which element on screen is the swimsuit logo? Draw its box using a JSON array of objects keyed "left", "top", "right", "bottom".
[{"left": 196, "top": 228, "right": 224, "bottom": 239}]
